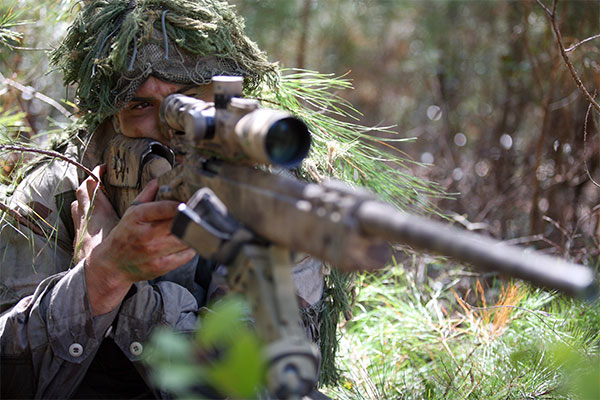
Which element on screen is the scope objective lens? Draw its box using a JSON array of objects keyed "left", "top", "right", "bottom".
[{"left": 265, "top": 118, "right": 311, "bottom": 168}]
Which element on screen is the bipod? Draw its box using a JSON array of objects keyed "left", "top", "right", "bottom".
[{"left": 171, "top": 187, "right": 320, "bottom": 399}]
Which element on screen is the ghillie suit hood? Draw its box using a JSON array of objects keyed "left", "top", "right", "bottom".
[{"left": 51, "top": 0, "right": 278, "bottom": 134}]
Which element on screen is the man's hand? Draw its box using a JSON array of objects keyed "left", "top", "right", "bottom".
[{"left": 72, "top": 168, "right": 196, "bottom": 315}]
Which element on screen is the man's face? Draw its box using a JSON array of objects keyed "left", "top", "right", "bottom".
[{"left": 114, "top": 76, "right": 213, "bottom": 146}]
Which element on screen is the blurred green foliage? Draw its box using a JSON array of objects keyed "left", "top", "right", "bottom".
[{"left": 145, "top": 297, "right": 265, "bottom": 399}]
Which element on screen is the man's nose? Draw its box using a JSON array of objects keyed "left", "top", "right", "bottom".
[
  {"left": 158, "top": 119, "right": 176, "bottom": 140},
  {"left": 153, "top": 97, "right": 173, "bottom": 140}
]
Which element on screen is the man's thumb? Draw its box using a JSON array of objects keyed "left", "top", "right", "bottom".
[{"left": 133, "top": 179, "right": 159, "bottom": 204}]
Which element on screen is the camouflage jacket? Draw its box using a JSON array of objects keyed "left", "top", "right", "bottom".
[
  {"left": 0, "top": 153, "right": 200, "bottom": 398},
  {"left": 0, "top": 146, "right": 324, "bottom": 398}
]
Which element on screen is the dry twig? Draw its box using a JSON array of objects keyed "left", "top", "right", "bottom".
[
  {"left": 0, "top": 144, "right": 99, "bottom": 184},
  {"left": 0, "top": 72, "right": 76, "bottom": 120},
  {"left": 583, "top": 99, "right": 600, "bottom": 188},
  {"left": 565, "top": 33, "right": 600, "bottom": 53},
  {"left": 536, "top": 0, "right": 600, "bottom": 114}
]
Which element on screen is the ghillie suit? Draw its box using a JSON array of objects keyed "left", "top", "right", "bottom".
[
  {"left": 50, "top": 0, "right": 357, "bottom": 387},
  {"left": 1, "top": 0, "right": 440, "bottom": 392},
  {"left": 52, "top": 0, "right": 278, "bottom": 131}
]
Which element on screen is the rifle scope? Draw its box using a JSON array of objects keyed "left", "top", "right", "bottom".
[{"left": 160, "top": 78, "right": 311, "bottom": 168}]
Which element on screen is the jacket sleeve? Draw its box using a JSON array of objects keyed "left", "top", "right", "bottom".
[
  {"left": 0, "top": 260, "right": 198, "bottom": 399},
  {"left": 0, "top": 156, "right": 78, "bottom": 313}
]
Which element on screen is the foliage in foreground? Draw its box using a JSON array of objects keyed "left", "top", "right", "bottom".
[
  {"left": 327, "top": 265, "right": 600, "bottom": 400},
  {"left": 145, "top": 297, "right": 265, "bottom": 399}
]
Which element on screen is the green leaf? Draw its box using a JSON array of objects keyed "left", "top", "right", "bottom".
[
  {"left": 195, "top": 296, "right": 249, "bottom": 348},
  {"left": 207, "top": 331, "right": 266, "bottom": 398},
  {"left": 152, "top": 364, "right": 204, "bottom": 393},
  {"left": 147, "top": 328, "right": 194, "bottom": 362},
  {"left": 146, "top": 297, "right": 265, "bottom": 398}
]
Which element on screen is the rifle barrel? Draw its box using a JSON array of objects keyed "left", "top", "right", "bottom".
[{"left": 358, "top": 201, "right": 599, "bottom": 300}]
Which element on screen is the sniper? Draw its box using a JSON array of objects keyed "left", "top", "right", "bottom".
[{"left": 0, "top": 1, "right": 329, "bottom": 398}]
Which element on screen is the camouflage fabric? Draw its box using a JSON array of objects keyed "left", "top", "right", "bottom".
[{"left": 0, "top": 260, "right": 197, "bottom": 398}]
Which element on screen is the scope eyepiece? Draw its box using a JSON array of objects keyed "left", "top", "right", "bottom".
[{"left": 160, "top": 94, "right": 215, "bottom": 141}]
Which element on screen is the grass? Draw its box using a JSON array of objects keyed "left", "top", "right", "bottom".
[{"left": 325, "top": 262, "right": 600, "bottom": 400}]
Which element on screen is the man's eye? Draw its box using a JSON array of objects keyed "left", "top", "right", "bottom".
[{"left": 131, "top": 102, "right": 152, "bottom": 110}]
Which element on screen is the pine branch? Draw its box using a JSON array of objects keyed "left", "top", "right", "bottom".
[{"left": 264, "top": 70, "right": 445, "bottom": 215}]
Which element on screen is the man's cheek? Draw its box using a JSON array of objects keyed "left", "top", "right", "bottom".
[{"left": 135, "top": 123, "right": 163, "bottom": 140}]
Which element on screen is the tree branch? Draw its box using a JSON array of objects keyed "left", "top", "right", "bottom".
[
  {"left": 536, "top": 0, "right": 600, "bottom": 114},
  {"left": 535, "top": 0, "right": 552, "bottom": 16},
  {"left": 583, "top": 99, "right": 600, "bottom": 189},
  {"left": 0, "top": 72, "right": 76, "bottom": 120},
  {"left": 565, "top": 33, "right": 600, "bottom": 52}
]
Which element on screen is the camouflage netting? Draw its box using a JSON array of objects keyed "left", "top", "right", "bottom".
[{"left": 51, "top": 0, "right": 279, "bottom": 131}]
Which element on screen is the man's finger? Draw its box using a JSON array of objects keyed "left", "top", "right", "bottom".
[
  {"left": 148, "top": 234, "right": 191, "bottom": 254},
  {"left": 90, "top": 164, "right": 105, "bottom": 180},
  {"left": 128, "top": 200, "right": 180, "bottom": 222},
  {"left": 85, "top": 176, "right": 104, "bottom": 201},
  {"left": 96, "top": 164, "right": 106, "bottom": 178},
  {"left": 156, "top": 248, "right": 197, "bottom": 272},
  {"left": 75, "top": 183, "right": 91, "bottom": 210},
  {"left": 147, "top": 218, "right": 180, "bottom": 237},
  {"left": 70, "top": 200, "right": 80, "bottom": 224}
]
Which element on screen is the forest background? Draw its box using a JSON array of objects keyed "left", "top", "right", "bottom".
[{"left": 0, "top": 0, "right": 599, "bottom": 399}]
